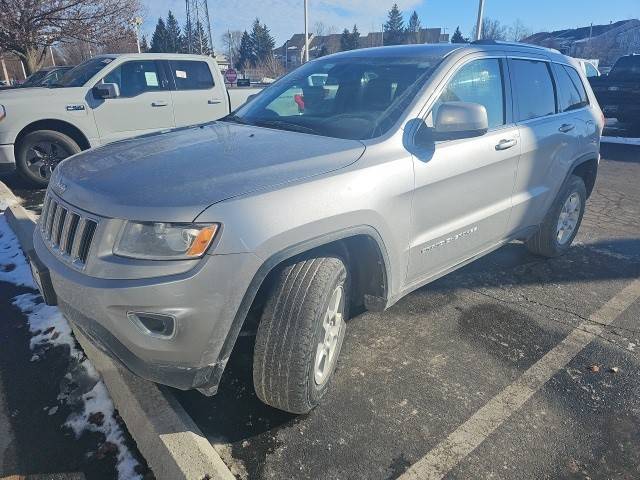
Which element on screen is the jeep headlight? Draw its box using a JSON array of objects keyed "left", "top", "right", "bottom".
[{"left": 114, "top": 222, "right": 219, "bottom": 260}]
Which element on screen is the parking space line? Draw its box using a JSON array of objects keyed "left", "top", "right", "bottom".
[{"left": 400, "top": 279, "right": 640, "bottom": 480}]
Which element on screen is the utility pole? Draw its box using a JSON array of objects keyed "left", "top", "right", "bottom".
[
  {"left": 475, "top": 0, "right": 485, "bottom": 41},
  {"left": 304, "top": 0, "right": 309, "bottom": 62},
  {"left": 49, "top": 45, "right": 56, "bottom": 66}
]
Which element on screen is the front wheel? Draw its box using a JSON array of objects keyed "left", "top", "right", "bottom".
[
  {"left": 253, "top": 256, "right": 348, "bottom": 414},
  {"left": 16, "top": 130, "right": 81, "bottom": 186},
  {"left": 526, "top": 175, "right": 587, "bottom": 257}
]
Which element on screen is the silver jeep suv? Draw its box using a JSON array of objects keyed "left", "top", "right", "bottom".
[{"left": 31, "top": 42, "right": 603, "bottom": 414}]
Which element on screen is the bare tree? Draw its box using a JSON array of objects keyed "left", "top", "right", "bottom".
[
  {"left": 0, "top": 0, "right": 141, "bottom": 75},
  {"left": 471, "top": 18, "right": 507, "bottom": 41},
  {"left": 221, "top": 30, "right": 242, "bottom": 68},
  {"left": 509, "top": 19, "right": 531, "bottom": 42}
]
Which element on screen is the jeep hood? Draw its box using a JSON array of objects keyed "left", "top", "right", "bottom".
[{"left": 54, "top": 122, "right": 365, "bottom": 222}]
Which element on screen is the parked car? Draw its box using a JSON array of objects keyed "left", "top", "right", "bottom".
[
  {"left": 0, "top": 53, "right": 261, "bottom": 185},
  {"left": 30, "top": 42, "right": 603, "bottom": 414},
  {"left": 590, "top": 53, "right": 640, "bottom": 126}
]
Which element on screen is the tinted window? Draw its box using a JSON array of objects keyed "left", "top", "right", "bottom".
[
  {"left": 610, "top": 55, "right": 640, "bottom": 77},
  {"left": 169, "top": 61, "right": 214, "bottom": 90},
  {"left": 511, "top": 59, "right": 556, "bottom": 121},
  {"left": 102, "top": 61, "right": 164, "bottom": 97},
  {"left": 431, "top": 58, "right": 505, "bottom": 129},
  {"left": 555, "top": 65, "right": 588, "bottom": 112}
]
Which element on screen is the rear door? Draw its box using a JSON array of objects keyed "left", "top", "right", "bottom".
[
  {"left": 506, "top": 57, "right": 577, "bottom": 234},
  {"left": 407, "top": 56, "right": 520, "bottom": 283},
  {"left": 91, "top": 60, "right": 175, "bottom": 143},
  {"left": 166, "top": 59, "right": 229, "bottom": 126}
]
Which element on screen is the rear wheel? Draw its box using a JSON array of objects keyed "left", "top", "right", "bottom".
[
  {"left": 526, "top": 175, "right": 586, "bottom": 257},
  {"left": 253, "top": 256, "right": 348, "bottom": 414},
  {"left": 16, "top": 130, "right": 81, "bottom": 186}
]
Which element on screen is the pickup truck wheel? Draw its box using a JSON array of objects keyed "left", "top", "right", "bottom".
[
  {"left": 526, "top": 175, "right": 586, "bottom": 257},
  {"left": 16, "top": 130, "right": 81, "bottom": 186},
  {"left": 253, "top": 256, "right": 348, "bottom": 414}
]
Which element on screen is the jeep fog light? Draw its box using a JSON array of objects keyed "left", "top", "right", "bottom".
[{"left": 128, "top": 312, "right": 176, "bottom": 339}]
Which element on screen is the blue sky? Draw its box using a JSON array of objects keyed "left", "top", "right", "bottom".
[{"left": 141, "top": 0, "right": 639, "bottom": 49}]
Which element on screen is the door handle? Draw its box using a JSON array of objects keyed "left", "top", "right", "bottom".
[
  {"left": 151, "top": 101, "right": 168, "bottom": 107},
  {"left": 208, "top": 99, "right": 222, "bottom": 105},
  {"left": 495, "top": 138, "right": 517, "bottom": 150},
  {"left": 558, "top": 123, "right": 575, "bottom": 133}
]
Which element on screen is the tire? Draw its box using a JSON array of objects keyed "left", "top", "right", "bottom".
[
  {"left": 16, "top": 130, "right": 81, "bottom": 187},
  {"left": 526, "top": 175, "right": 587, "bottom": 257},
  {"left": 253, "top": 256, "right": 348, "bottom": 414}
]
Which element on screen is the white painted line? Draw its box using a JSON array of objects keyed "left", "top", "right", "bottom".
[
  {"left": 400, "top": 279, "right": 640, "bottom": 480},
  {"left": 601, "top": 136, "right": 640, "bottom": 145}
]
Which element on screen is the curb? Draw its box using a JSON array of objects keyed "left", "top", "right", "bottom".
[{"left": 0, "top": 182, "right": 234, "bottom": 480}]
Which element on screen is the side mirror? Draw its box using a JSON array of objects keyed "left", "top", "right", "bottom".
[
  {"left": 93, "top": 82, "right": 120, "bottom": 100},
  {"left": 434, "top": 101, "right": 488, "bottom": 140}
]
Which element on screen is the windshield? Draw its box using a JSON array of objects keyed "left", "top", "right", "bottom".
[
  {"left": 54, "top": 57, "right": 115, "bottom": 87},
  {"left": 227, "top": 54, "right": 444, "bottom": 140},
  {"left": 610, "top": 55, "right": 640, "bottom": 78},
  {"left": 22, "top": 70, "right": 49, "bottom": 87}
]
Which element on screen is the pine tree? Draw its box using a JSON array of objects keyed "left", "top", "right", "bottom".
[
  {"left": 165, "top": 11, "right": 183, "bottom": 53},
  {"left": 183, "top": 19, "right": 193, "bottom": 52},
  {"left": 190, "top": 20, "right": 212, "bottom": 55},
  {"left": 406, "top": 11, "right": 421, "bottom": 44},
  {"left": 140, "top": 35, "right": 149, "bottom": 52},
  {"left": 150, "top": 18, "right": 168, "bottom": 52},
  {"left": 351, "top": 25, "right": 360, "bottom": 50},
  {"left": 236, "top": 30, "right": 254, "bottom": 70},
  {"left": 384, "top": 3, "right": 405, "bottom": 45},
  {"left": 250, "top": 18, "right": 275, "bottom": 65},
  {"left": 451, "top": 26, "right": 468, "bottom": 43},
  {"left": 340, "top": 25, "right": 360, "bottom": 51}
]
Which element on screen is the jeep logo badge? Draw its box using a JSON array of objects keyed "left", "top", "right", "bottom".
[{"left": 53, "top": 179, "right": 67, "bottom": 195}]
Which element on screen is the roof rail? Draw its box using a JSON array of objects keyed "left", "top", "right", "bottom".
[{"left": 470, "top": 39, "right": 560, "bottom": 54}]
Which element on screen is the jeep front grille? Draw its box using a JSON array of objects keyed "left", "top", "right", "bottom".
[{"left": 40, "top": 193, "right": 99, "bottom": 267}]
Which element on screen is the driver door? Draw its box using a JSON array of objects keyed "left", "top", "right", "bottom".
[
  {"left": 407, "top": 56, "right": 520, "bottom": 284},
  {"left": 91, "top": 60, "right": 175, "bottom": 144}
]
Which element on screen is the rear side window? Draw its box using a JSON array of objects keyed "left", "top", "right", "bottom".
[
  {"left": 431, "top": 58, "right": 505, "bottom": 129},
  {"left": 169, "top": 61, "right": 214, "bottom": 90},
  {"left": 510, "top": 59, "right": 556, "bottom": 121},
  {"left": 555, "top": 65, "right": 588, "bottom": 112},
  {"left": 585, "top": 62, "right": 599, "bottom": 78},
  {"left": 102, "top": 61, "right": 165, "bottom": 97}
]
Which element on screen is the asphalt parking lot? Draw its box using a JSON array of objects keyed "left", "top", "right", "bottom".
[{"left": 1, "top": 134, "right": 639, "bottom": 480}]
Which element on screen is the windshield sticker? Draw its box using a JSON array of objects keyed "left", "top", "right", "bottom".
[
  {"left": 176, "top": 70, "right": 187, "bottom": 79},
  {"left": 145, "top": 71, "right": 159, "bottom": 87}
]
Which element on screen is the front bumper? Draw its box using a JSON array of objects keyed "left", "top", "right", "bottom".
[
  {"left": 0, "top": 144, "right": 16, "bottom": 174},
  {"left": 33, "top": 229, "right": 262, "bottom": 392}
]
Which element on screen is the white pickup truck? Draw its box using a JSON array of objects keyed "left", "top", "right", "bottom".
[{"left": 0, "top": 53, "right": 261, "bottom": 185}]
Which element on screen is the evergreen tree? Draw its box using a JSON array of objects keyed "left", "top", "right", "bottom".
[
  {"left": 250, "top": 18, "right": 275, "bottom": 65},
  {"left": 150, "top": 17, "right": 168, "bottom": 52},
  {"left": 384, "top": 3, "right": 405, "bottom": 45},
  {"left": 236, "top": 30, "right": 254, "bottom": 70},
  {"left": 406, "top": 11, "right": 421, "bottom": 43},
  {"left": 190, "top": 20, "right": 212, "bottom": 55},
  {"left": 340, "top": 24, "right": 360, "bottom": 51},
  {"left": 183, "top": 19, "right": 193, "bottom": 52},
  {"left": 165, "top": 11, "right": 183, "bottom": 53},
  {"left": 140, "top": 35, "right": 149, "bottom": 52},
  {"left": 451, "top": 26, "right": 468, "bottom": 43}
]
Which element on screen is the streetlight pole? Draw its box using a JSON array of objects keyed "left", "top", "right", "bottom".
[
  {"left": 304, "top": 0, "right": 309, "bottom": 63},
  {"left": 475, "top": 0, "right": 485, "bottom": 41}
]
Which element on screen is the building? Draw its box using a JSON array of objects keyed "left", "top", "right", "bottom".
[
  {"left": 524, "top": 19, "right": 640, "bottom": 67},
  {"left": 274, "top": 28, "right": 449, "bottom": 69}
]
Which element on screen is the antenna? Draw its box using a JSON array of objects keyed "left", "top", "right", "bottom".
[{"left": 185, "top": 0, "right": 214, "bottom": 55}]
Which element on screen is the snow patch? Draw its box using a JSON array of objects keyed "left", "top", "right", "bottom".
[{"left": 0, "top": 214, "right": 142, "bottom": 480}]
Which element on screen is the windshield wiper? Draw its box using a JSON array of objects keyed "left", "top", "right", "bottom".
[
  {"left": 221, "top": 114, "right": 252, "bottom": 125},
  {"left": 254, "top": 119, "right": 321, "bottom": 136}
]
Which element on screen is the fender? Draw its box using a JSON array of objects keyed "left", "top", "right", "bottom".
[{"left": 200, "top": 225, "right": 391, "bottom": 394}]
